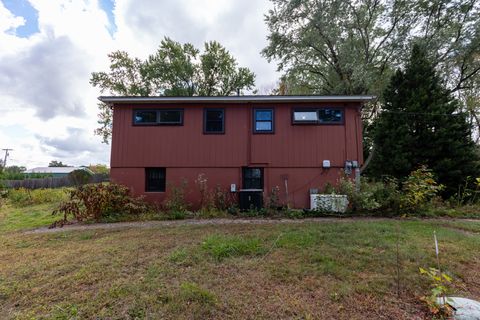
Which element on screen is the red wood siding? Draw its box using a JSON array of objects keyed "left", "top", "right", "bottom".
[{"left": 110, "top": 101, "right": 364, "bottom": 208}]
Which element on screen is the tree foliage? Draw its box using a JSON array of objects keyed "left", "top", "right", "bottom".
[
  {"left": 91, "top": 38, "right": 256, "bottom": 143},
  {"left": 263, "top": 0, "right": 480, "bottom": 110},
  {"left": 48, "top": 160, "right": 69, "bottom": 167},
  {"left": 368, "top": 44, "right": 479, "bottom": 195}
]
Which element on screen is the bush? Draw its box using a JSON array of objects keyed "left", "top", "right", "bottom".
[
  {"left": 400, "top": 166, "right": 444, "bottom": 213},
  {"left": 68, "top": 169, "right": 93, "bottom": 186},
  {"left": 193, "top": 174, "right": 236, "bottom": 217},
  {"left": 7, "top": 188, "right": 69, "bottom": 207},
  {"left": 52, "top": 183, "right": 148, "bottom": 226},
  {"left": 163, "top": 180, "right": 190, "bottom": 219},
  {"left": 337, "top": 176, "right": 401, "bottom": 214}
]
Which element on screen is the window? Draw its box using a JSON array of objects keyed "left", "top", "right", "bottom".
[
  {"left": 292, "top": 108, "right": 344, "bottom": 124},
  {"left": 133, "top": 109, "right": 183, "bottom": 125},
  {"left": 254, "top": 109, "right": 274, "bottom": 133},
  {"left": 242, "top": 167, "right": 263, "bottom": 190},
  {"left": 318, "top": 109, "right": 343, "bottom": 123},
  {"left": 293, "top": 111, "right": 318, "bottom": 123},
  {"left": 158, "top": 110, "right": 182, "bottom": 124},
  {"left": 204, "top": 108, "right": 225, "bottom": 133},
  {"left": 135, "top": 110, "right": 157, "bottom": 124},
  {"left": 145, "top": 168, "right": 166, "bottom": 192}
]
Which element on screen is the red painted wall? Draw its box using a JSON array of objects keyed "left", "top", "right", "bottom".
[{"left": 110, "top": 102, "right": 363, "bottom": 209}]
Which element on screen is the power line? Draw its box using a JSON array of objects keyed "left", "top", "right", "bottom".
[{"left": 380, "top": 110, "right": 467, "bottom": 117}]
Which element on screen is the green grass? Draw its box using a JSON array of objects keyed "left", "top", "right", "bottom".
[
  {"left": 201, "top": 234, "right": 267, "bottom": 261},
  {"left": 0, "top": 219, "right": 479, "bottom": 319},
  {"left": 6, "top": 188, "right": 68, "bottom": 207},
  {"left": 433, "top": 220, "right": 480, "bottom": 233},
  {"left": 0, "top": 203, "right": 59, "bottom": 232},
  {"left": 179, "top": 282, "right": 217, "bottom": 305}
]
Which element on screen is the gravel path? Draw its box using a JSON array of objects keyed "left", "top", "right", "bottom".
[
  {"left": 24, "top": 217, "right": 480, "bottom": 235},
  {"left": 25, "top": 217, "right": 390, "bottom": 234}
]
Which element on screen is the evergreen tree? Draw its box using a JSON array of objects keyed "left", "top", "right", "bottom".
[{"left": 368, "top": 44, "right": 479, "bottom": 196}]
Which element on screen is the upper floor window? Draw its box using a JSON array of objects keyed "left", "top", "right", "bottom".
[
  {"left": 134, "top": 110, "right": 157, "bottom": 124},
  {"left": 292, "top": 108, "right": 344, "bottom": 124},
  {"left": 133, "top": 109, "right": 183, "bottom": 125},
  {"left": 204, "top": 108, "right": 225, "bottom": 134},
  {"left": 254, "top": 109, "right": 274, "bottom": 133}
]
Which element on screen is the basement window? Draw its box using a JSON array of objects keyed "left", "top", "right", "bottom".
[
  {"left": 292, "top": 108, "right": 344, "bottom": 124},
  {"left": 254, "top": 109, "right": 274, "bottom": 133},
  {"left": 145, "top": 168, "right": 166, "bottom": 192},
  {"left": 204, "top": 108, "right": 225, "bottom": 134}
]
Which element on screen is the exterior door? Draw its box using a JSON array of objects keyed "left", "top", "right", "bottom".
[
  {"left": 240, "top": 167, "right": 264, "bottom": 210},
  {"left": 242, "top": 167, "right": 264, "bottom": 190}
]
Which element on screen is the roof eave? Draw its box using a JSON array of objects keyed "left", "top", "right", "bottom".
[{"left": 98, "top": 95, "right": 376, "bottom": 105}]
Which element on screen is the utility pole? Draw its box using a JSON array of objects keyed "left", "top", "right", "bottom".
[{"left": 2, "top": 148, "right": 12, "bottom": 169}]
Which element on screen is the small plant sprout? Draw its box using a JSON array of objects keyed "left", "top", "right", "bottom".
[{"left": 418, "top": 231, "right": 454, "bottom": 318}]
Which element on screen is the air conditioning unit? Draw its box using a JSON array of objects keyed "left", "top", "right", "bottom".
[
  {"left": 239, "top": 189, "right": 263, "bottom": 211},
  {"left": 310, "top": 194, "right": 348, "bottom": 213}
]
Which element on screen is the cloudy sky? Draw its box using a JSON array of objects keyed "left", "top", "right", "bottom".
[{"left": 0, "top": 0, "right": 278, "bottom": 169}]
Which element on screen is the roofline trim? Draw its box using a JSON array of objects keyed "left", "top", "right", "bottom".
[{"left": 98, "top": 95, "right": 376, "bottom": 105}]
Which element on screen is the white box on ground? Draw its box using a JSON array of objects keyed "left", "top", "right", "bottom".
[{"left": 310, "top": 194, "right": 348, "bottom": 213}]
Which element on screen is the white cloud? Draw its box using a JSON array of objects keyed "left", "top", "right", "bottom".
[
  {"left": 0, "top": 36, "right": 89, "bottom": 119},
  {"left": 0, "top": 1, "right": 25, "bottom": 33},
  {"left": 0, "top": 0, "right": 279, "bottom": 169}
]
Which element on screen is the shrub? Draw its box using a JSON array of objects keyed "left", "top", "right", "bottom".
[
  {"left": 212, "top": 185, "right": 235, "bottom": 211},
  {"left": 68, "top": 169, "right": 93, "bottom": 186},
  {"left": 322, "top": 182, "right": 336, "bottom": 194},
  {"left": 400, "top": 166, "right": 444, "bottom": 213},
  {"left": 195, "top": 173, "right": 213, "bottom": 210},
  {"left": 266, "top": 186, "right": 284, "bottom": 215},
  {"left": 52, "top": 183, "right": 148, "bottom": 226},
  {"left": 163, "top": 179, "right": 190, "bottom": 219},
  {"left": 337, "top": 176, "right": 401, "bottom": 214},
  {"left": 194, "top": 175, "right": 235, "bottom": 217},
  {"left": 451, "top": 176, "right": 480, "bottom": 205},
  {"left": 419, "top": 267, "right": 453, "bottom": 318},
  {"left": 7, "top": 188, "right": 68, "bottom": 207}
]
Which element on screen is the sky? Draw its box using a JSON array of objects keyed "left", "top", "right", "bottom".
[{"left": 0, "top": 0, "right": 278, "bottom": 169}]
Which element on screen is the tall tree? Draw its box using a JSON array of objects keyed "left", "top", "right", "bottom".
[
  {"left": 263, "top": 0, "right": 480, "bottom": 116},
  {"left": 48, "top": 160, "right": 69, "bottom": 167},
  {"left": 368, "top": 44, "right": 479, "bottom": 195},
  {"left": 91, "top": 38, "right": 255, "bottom": 143}
]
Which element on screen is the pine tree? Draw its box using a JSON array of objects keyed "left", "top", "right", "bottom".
[{"left": 368, "top": 44, "right": 479, "bottom": 196}]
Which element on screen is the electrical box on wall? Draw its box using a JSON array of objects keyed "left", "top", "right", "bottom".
[
  {"left": 230, "top": 184, "right": 236, "bottom": 192},
  {"left": 322, "top": 160, "right": 331, "bottom": 168}
]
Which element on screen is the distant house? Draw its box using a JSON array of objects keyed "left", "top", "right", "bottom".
[
  {"left": 24, "top": 167, "right": 94, "bottom": 178},
  {"left": 100, "top": 95, "right": 374, "bottom": 209}
]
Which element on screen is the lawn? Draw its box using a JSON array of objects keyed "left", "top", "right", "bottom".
[
  {"left": 0, "top": 213, "right": 479, "bottom": 319},
  {"left": 0, "top": 204, "right": 59, "bottom": 233}
]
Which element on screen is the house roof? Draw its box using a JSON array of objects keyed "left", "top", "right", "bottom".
[
  {"left": 24, "top": 167, "right": 93, "bottom": 174},
  {"left": 98, "top": 95, "right": 375, "bottom": 105}
]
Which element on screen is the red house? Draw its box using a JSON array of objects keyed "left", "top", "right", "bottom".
[{"left": 100, "top": 96, "right": 373, "bottom": 209}]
